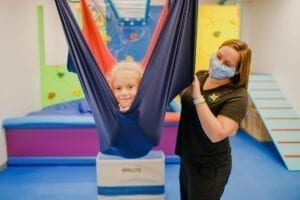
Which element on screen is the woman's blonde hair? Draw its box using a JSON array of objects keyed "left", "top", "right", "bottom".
[{"left": 219, "top": 39, "right": 252, "bottom": 88}]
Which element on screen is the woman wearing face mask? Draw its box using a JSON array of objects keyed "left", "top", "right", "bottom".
[{"left": 175, "top": 39, "right": 252, "bottom": 200}]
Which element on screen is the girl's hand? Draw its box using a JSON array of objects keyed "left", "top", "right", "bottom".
[
  {"left": 190, "top": 75, "right": 202, "bottom": 99},
  {"left": 119, "top": 103, "right": 131, "bottom": 112}
]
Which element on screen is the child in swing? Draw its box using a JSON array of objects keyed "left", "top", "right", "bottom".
[{"left": 109, "top": 61, "right": 144, "bottom": 112}]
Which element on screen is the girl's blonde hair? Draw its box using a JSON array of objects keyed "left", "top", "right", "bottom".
[{"left": 110, "top": 61, "right": 144, "bottom": 79}]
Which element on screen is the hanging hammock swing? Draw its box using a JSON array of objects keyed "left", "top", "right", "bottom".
[{"left": 55, "top": 0, "right": 198, "bottom": 158}]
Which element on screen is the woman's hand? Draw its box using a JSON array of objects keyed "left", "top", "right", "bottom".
[{"left": 190, "top": 75, "right": 202, "bottom": 99}]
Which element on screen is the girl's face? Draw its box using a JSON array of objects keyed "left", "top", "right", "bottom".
[{"left": 111, "top": 70, "right": 140, "bottom": 108}]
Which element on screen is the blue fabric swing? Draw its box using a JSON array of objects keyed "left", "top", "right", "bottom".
[{"left": 55, "top": 0, "right": 197, "bottom": 158}]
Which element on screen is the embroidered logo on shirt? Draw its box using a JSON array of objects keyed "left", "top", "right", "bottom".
[{"left": 208, "top": 92, "right": 221, "bottom": 103}]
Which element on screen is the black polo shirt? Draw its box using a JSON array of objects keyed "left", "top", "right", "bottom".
[{"left": 175, "top": 71, "right": 248, "bottom": 166}]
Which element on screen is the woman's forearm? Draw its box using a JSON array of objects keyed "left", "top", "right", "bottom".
[{"left": 194, "top": 102, "right": 238, "bottom": 143}]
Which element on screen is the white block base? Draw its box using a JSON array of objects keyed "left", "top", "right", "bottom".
[
  {"left": 96, "top": 151, "right": 165, "bottom": 199},
  {"left": 97, "top": 195, "right": 164, "bottom": 200}
]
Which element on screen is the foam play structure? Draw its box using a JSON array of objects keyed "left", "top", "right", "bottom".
[
  {"left": 96, "top": 151, "right": 165, "bottom": 199},
  {"left": 243, "top": 74, "right": 300, "bottom": 171}
]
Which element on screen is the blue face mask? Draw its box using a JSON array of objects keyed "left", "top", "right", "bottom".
[{"left": 209, "top": 54, "right": 235, "bottom": 80}]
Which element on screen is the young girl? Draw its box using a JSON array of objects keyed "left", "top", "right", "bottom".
[{"left": 109, "top": 61, "right": 144, "bottom": 112}]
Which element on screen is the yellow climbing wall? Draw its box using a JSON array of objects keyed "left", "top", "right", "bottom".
[{"left": 195, "top": 5, "right": 240, "bottom": 72}]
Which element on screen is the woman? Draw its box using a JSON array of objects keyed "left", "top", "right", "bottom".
[{"left": 175, "top": 39, "right": 252, "bottom": 200}]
